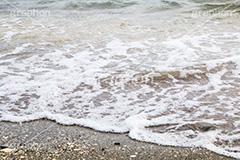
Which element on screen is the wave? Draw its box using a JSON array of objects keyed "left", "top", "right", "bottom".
[
  {"left": 201, "top": 2, "right": 240, "bottom": 11},
  {"left": 64, "top": 1, "right": 138, "bottom": 10},
  {"left": 1, "top": 0, "right": 239, "bottom": 15}
]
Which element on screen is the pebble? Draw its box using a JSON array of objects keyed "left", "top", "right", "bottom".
[
  {"left": 74, "top": 148, "right": 81, "bottom": 151},
  {"left": 79, "top": 151, "right": 83, "bottom": 155},
  {"left": 130, "top": 155, "right": 136, "bottom": 158},
  {"left": 0, "top": 146, "right": 9, "bottom": 149},
  {"left": 1, "top": 148, "right": 13, "bottom": 153}
]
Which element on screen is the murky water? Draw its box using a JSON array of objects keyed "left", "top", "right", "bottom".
[{"left": 1, "top": 0, "right": 240, "bottom": 158}]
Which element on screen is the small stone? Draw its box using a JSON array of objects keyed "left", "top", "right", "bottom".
[
  {"left": 74, "top": 148, "right": 81, "bottom": 151},
  {"left": 1, "top": 148, "right": 13, "bottom": 153},
  {"left": 0, "top": 146, "right": 8, "bottom": 149},
  {"left": 114, "top": 142, "right": 120, "bottom": 145}
]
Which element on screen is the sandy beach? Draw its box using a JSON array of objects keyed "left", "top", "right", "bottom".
[{"left": 0, "top": 120, "right": 236, "bottom": 160}]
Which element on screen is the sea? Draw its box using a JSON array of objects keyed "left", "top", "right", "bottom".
[{"left": 0, "top": 0, "right": 240, "bottom": 158}]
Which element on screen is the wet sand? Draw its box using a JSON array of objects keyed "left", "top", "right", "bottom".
[{"left": 0, "top": 119, "right": 236, "bottom": 160}]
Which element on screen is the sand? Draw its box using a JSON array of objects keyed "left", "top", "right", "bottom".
[{"left": 0, "top": 119, "right": 236, "bottom": 160}]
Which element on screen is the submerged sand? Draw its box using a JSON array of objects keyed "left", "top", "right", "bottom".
[{"left": 0, "top": 120, "right": 236, "bottom": 160}]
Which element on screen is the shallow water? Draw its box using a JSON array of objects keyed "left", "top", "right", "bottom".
[{"left": 1, "top": 0, "right": 240, "bottom": 158}]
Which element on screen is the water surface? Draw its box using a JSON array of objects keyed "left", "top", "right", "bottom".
[{"left": 1, "top": 0, "right": 240, "bottom": 158}]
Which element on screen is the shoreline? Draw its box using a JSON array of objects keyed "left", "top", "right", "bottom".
[{"left": 0, "top": 119, "right": 236, "bottom": 160}]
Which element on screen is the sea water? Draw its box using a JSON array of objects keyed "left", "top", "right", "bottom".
[{"left": 0, "top": 0, "right": 240, "bottom": 158}]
